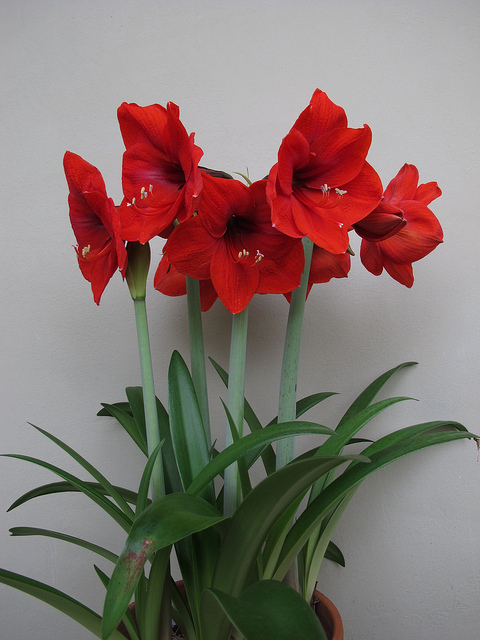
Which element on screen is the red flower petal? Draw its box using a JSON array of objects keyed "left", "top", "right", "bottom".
[
  {"left": 210, "top": 240, "right": 260, "bottom": 314},
  {"left": 292, "top": 89, "right": 348, "bottom": 143},
  {"left": 384, "top": 261, "right": 414, "bottom": 288},
  {"left": 297, "top": 125, "right": 373, "bottom": 188},
  {"left": 383, "top": 164, "right": 419, "bottom": 204},
  {"left": 375, "top": 201, "right": 443, "bottom": 264},
  {"left": 414, "top": 181, "right": 442, "bottom": 206},
  {"left": 163, "top": 217, "right": 215, "bottom": 280},
  {"left": 117, "top": 102, "right": 169, "bottom": 150},
  {"left": 154, "top": 255, "right": 217, "bottom": 311}
]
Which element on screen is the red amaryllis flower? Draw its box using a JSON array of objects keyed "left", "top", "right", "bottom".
[
  {"left": 359, "top": 164, "right": 443, "bottom": 287},
  {"left": 164, "top": 175, "right": 305, "bottom": 314},
  {"left": 117, "top": 101, "right": 203, "bottom": 243},
  {"left": 267, "top": 89, "right": 383, "bottom": 254},
  {"left": 154, "top": 254, "right": 218, "bottom": 312},
  {"left": 64, "top": 151, "right": 127, "bottom": 305}
]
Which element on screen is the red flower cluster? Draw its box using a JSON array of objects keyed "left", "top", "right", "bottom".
[{"left": 64, "top": 91, "right": 443, "bottom": 308}]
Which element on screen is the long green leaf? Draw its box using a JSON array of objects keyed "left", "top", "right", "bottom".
[
  {"left": 2, "top": 455, "right": 132, "bottom": 532},
  {"left": 336, "top": 361, "right": 417, "bottom": 428},
  {"left": 187, "top": 421, "right": 337, "bottom": 497},
  {"left": 204, "top": 580, "right": 326, "bottom": 640},
  {"left": 9, "top": 527, "right": 118, "bottom": 563},
  {"left": 274, "top": 426, "right": 476, "bottom": 580},
  {"left": 303, "top": 420, "right": 473, "bottom": 596},
  {"left": 135, "top": 443, "right": 163, "bottom": 517},
  {"left": 29, "top": 424, "right": 135, "bottom": 520},
  {"left": 0, "top": 568, "right": 125, "bottom": 639},
  {"left": 102, "top": 492, "right": 227, "bottom": 639},
  {"left": 99, "top": 402, "right": 148, "bottom": 455},
  {"left": 168, "top": 351, "right": 215, "bottom": 503},
  {"left": 316, "top": 397, "right": 414, "bottom": 457},
  {"left": 7, "top": 481, "right": 140, "bottom": 511},
  {"left": 125, "top": 386, "right": 148, "bottom": 446}
]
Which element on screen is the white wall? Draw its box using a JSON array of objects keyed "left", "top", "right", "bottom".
[{"left": 1, "top": 1, "right": 479, "bottom": 639}]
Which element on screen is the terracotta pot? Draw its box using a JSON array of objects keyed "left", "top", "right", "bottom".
[
  {"left": 118, "top": 583, "right": 343, "bottom": 639},
  {"left": 312, "top": 589, "right": 344, "bottom": 640}
]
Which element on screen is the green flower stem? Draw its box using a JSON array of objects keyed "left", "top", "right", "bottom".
[
  {"left": 186, "top": 276, "right": 211, "bottom": 449},
  {"left": 223, "top": 306, "right": 249, "bottom": 516},
  {"left": 276, "top": 237, "right": 314, "bottom": 471},
  {"left": 133, "top": 297, "right": 164, "bottom": 502}
]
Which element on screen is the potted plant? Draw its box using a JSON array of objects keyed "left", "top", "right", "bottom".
[{"left": 1, "top": 90, "right": 476, "bottom": 640}]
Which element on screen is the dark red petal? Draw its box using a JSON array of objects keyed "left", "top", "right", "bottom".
[
  {"left": 383, "top": 164, "right": 419, "bottom": 204},
  {"left": 154, "top": 254, "right": 187, "bottom": 296},
  {"left": 256, "top": 240, "right": 304, "bottom": 294},
  {"left": 297, "top": 125, "right": 373, "bottom": 188},
  {"left": 198, "top": 280, "right": 218, "bottom": 312},
  {"left": 384, "top": 261, "right": 414, "bottom": 287},
  {"left": 164, "top": 218, "right": 215, "bottom": 280},
  {"left": 269, "top": 191, "right": 307, "bottom": 239},
  {"left": 122, "top": 143, "right": 185, "bottom": 202},
  {"left": 360, "top": 239, "right": 384, "bottom": 276},
  {"left": 163, "top": 105, "right": 203, "bottom": 183},
  {"left": 210, "top": 241, "right": 259, "bottom": 314},
  {"left": 414, "top": 181, "right": 442, "bottom": 205},
  {"left": 154, "top": 255, "right": 217, "bottom": 311},
  {"left": 118, "top": 196, "right": 178, "bottom": 244},
  {"left": 292, "top": 89, "right": 348, "bottom": 143},
  {"left": 275, "top": 129, "right": 311, "bottom": 195},
  {"left": 64, "top": 151, "right": 108, "bottom": 199},
  {"left": 309, "top": 246, "right": 351, "bottom": 284},
  {"left": 375, "top": 201, "right": 443, "bottom": 264},
  {"left": 323, "top": 162, "right": 383, "bottom": 227},
  {"left": 353, "top": 203, "right": 406, "bottom": 241},
  {"left": 117, "top": 103, "right": 168, "bottom": 149},
  {"left": 289, "top": 195, "right": 351, "bottom": 253}
]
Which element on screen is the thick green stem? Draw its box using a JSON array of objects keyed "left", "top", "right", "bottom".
[
  {"left": 186, "top": 276, "right": 211, "bottom": 449},
  {"left": 133, "top": 297, "right": 164, "bottom": 501},
  {"left": 223, "top": 307, "right": 249, "bottom": 516},
  {"left": 276, "top": 237, "right": 314, "bottom": 470}
]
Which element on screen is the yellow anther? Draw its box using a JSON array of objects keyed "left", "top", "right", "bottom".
[{"left": 82, "top": 244, "right": 91, "bottom": 258}]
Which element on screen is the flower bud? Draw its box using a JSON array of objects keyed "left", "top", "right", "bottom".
[{"left": 125, "top": 241, "right": 151, "bottom": 300}]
